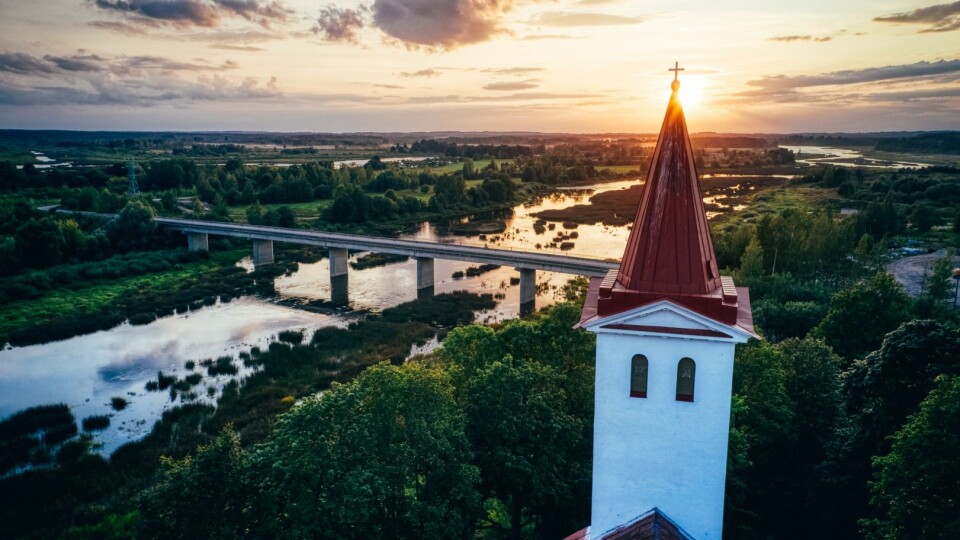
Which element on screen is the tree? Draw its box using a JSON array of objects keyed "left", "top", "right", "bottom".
[
  {"left": 776, "top": 338, "right": 845, "bottom": 529},
  {"left": 107, "top": 201, "right": 157, "bottom": 251},
  {"left": 462, "top": 356, "right": 584, "bottom": 539},
  {"left": 813, "top": 273, "right": 911, "bottom": 361},
  {"left": 139, "top": 428, "right": 250, "bottom": 540},
  {"left": 843, "top": 320, "right": 960, "bottom": 458},
  {"left": 430, "top": 175, "right": 467, "bottom": 209},
  {"left": 276, "top": 206, "right": 296, "bottom": 228},
  {"left": 441, "top": 303, "right": 595, "bottom": 538},
  {"left": 924, "top": 250, "right": 954, "bottom": 304},
  {"left": 255, "top": 363, "right": 480, "bottom": 539},
  {"left": 909, "top": 204, "right": 935, "bottom": 233},
  {"left": 245, "top": 201, "right": 264, "bottom": 225},
  {"left": 724, "top": 341, "right": 794, "bottom": 538},
  {"left": 863, "top": 376, "right": 960, "bottom": 540},
  {"left": 738, "top": 235, "right": 764, "bottom": 278},
  {"left": 14, "top": 217, "right": 65, "bottom": 268},
  {"left": 753, "top": 299, "right": 826, "bottom": 342}
]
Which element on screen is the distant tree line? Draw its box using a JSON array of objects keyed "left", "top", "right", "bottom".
[{"left": 874, "top": 132, "right": 960, "bottom": 155}]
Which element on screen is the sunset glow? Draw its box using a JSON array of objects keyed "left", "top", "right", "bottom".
[{"left": 1, "top": 0, "right": 958, "bottom": 132}]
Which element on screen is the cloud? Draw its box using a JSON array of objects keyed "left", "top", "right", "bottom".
[
  {"left": 110, "top": 55, "right": 240, "bottom": 75},
  {"left": 93, "top": 0, "right": 220, "bottom": 27},
  {"left": 403, "top": 91, "right": 601, "bottom": 105},
  {"left": 768, "top": 35, "right": 832, "bottom": 42},
  {"left": 528, "top": 11, "right": 642, "bottom": 26},
  {"left": 746, "top": 59, "right": 960, "bottom": 91},
  {"left": 483, "top": 79, "right": 540, "bottom": 91},
  {"left": 313, "top": 5, "right": 366, "bottom": 43},
  {"left": 400, "top": 68, "right": 441, "bottom": 78},
  {"left": 0, "top": 72, "right": 280, "bottom": 106},
  {"left": 42, "top": 54, "right": 107, "bottom": 72},
  {"left": 0, "top": 53, "right": 58, "bottom": 75},
  {"left": 520, "top": 33, "right": 574, "bottom": 40},
  {"left": 863, "top": 87, "right": 960, "bottom": 102},
  {"left": 481, "top": 67, "right": 545, "bottom": 75},
  {"left": 88, "top": 20, "right": 148, "bottom": 34},
  {"left": 91, "top": 0, "right": 290, "bottom": 29},
  {"left": 213, "top": 0, "right": 289, "bottom": 27},
  {"left": 370, "top": 0, "right": 514, "bottom": 49},
  {"left": 209, "top": 43, "right": 266, "bottom": 51},
  {"left": 0, "top": 50, "right": 240, "bottom": 78},
  {"left": 874, "top": 1, "right": 960, "bottom": 33}
]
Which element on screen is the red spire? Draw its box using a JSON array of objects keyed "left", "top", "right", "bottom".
[
  {"left": 588, "top": 73, "right": 741, "bottom": 325},
  {"left": 617, "top": 80, "right": 721, "bottom": 295}
]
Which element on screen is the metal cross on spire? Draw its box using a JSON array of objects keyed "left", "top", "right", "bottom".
[{"left": 669, "top": 61, "right": 685, "bottom": 81}]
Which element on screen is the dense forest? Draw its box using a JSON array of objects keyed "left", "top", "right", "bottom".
[{"left": 0, "top": 136, "right": 959, "bottom": 539}]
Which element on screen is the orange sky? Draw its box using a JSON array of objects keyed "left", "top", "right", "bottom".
[{"left": 1, "top": 0, "right": 958, "bottom": 132}]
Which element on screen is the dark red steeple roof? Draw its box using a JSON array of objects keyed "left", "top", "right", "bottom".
[
  {"left": 583, "top": 74, "right": 746, "bottom": 326},
  {"left": 616, "top": 83, "right": 720, "bottom": 296}
]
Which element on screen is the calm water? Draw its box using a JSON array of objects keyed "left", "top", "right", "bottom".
[
  {"left": 0, "top": 299, "right": 345, "bottom": 454},
  {"left": 781, "top": 145, "right": 929, "bottom": 169},
  {"left": 0, "top": 179, "right": 635, "bottom": 453}
]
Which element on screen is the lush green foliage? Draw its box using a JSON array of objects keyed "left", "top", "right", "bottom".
[
  {"left": 814, "top": 273, "right": 912, "bottom": 361},
  {"left": 863, "top": 376, "right": 960, "bottom": 539}
]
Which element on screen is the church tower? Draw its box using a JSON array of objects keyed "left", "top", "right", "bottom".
[{"left": 574, "top": 68, "right": 757, "bottom": 540}]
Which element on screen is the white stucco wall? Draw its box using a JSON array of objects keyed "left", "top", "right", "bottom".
[{"left": 590, "top": 330, "right": 736, "bottom": 539}]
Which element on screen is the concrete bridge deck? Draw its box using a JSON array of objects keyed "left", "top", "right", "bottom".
[
  {"left": 155, "top": 217, "right": 619, "bottom": 277},
  {"left": 57, "top": 210, "right": 618, "bottom": 312}
]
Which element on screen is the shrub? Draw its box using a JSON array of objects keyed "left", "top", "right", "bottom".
[
  {"left": 278, "top": 330, "right": 305, "bottom": 345},
  {"left": 82, "top": 415, "right": 110, "bottom": 431},
  {"left": 111, "top": 397, "right": 128, "bottom": 411},
  {"left": 207, "top": 356, "right": 238, "bottom": 376}
]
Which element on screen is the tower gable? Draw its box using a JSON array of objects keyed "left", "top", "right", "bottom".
[{"left": 581, "top": 299, "right": 755, "bottom": 343}]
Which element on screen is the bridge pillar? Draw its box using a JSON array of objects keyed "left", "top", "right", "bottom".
[
  {"left": 329, "top": 248, "right": 349, "bottom": 278},
  {"left": 187, "top": 233, "right": 209, "bottom": 252},
  {"left": 518, "top": 267, "right": 536, "bottom": 317},
  {"left": 416, "top": 257, "right": 435, "bottom": 299},
  {"left": 252, "top": 239, "right": 274, "bottom": 266},
  {"left": 330, "top": 274, "right": 349, "bottom": 306}
]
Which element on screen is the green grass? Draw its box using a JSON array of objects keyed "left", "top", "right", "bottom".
[
  {"left": 425, "top": 159, "right": 513, "bottom": 174},
  {"left": 227, "top": 201, "right": 333, "bottom": 222},
  {"left": 712, "top": 186, "right": 841, "bottom": 230},
  {"left": 0, "top": 147, "right": 37, "bottom": 164},
  {"left": 0, "top": 249, "right": 244, "bottom": 339},
  {"left": 596, "top": 165, "right": 643, "bottom": 174}
]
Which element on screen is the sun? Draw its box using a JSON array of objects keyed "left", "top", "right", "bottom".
[{"left": 677, "top": 75, "right": 705, "bottom": 109}]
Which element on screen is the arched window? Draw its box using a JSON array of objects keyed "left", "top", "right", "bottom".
[
  {"left": 630, "top": 354, "right": 648, "bottom": 398},
  {"left": 676, "top": 358, "right": 696, "bottom": 402}
]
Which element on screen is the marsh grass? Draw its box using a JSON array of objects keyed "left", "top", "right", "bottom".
[{"left": 81, "top": 416, "right": 110, "bottom": 432}]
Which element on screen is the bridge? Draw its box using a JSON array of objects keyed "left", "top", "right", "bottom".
[{"left": 153, "top": 217, "right": 619, "bottom": 312}]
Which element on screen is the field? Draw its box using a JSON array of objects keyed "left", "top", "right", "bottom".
[{"left": 427, "top": 159, "right": 513, "bottom": 174}]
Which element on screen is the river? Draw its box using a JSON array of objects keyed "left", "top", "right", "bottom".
[
  {"left": 780, "top": 145, "right": 930, "bottom": 169},
  {"left": 0, "top": 178, "right": 635, "bottom": 455}
]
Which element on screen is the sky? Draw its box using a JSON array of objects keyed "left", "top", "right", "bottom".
[{"left": 0, "top": 0, "right": 958, "bottom": 133}]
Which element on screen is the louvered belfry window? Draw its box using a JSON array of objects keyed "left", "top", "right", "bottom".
[
  {"left": 676, "top": 358, "right": 696, "bottom": 402},
  {"left": 630, "top": 354, "right": 648, "bottom": 398}
]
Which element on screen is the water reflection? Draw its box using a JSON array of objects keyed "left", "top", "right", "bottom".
[
  {"left": 0, "top": 298, "right": 344, "bottom": 454},
  {"left": 274, "top": 179, "right": 637, "bottom": 320},
  {"left": 1, "top": 178, "right": 640, "bottom": 454}
]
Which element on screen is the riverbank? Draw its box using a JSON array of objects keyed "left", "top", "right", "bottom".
[
  {"left": 532, "top": 174, "right": 792, "bottom": 226},
  {"left": 0, "top": 290, "right": 497, "bottom": 538},
  {"left": 0, "top": 244, "right": 327, "bottom": 347}
]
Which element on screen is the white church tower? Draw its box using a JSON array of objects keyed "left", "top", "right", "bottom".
[{"left": 570, "top": 69, "right": 758, "bottom": 540}]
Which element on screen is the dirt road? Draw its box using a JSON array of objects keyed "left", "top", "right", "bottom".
[{"left": 886, "top": 250, "right": 959, "bottom": 297}]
